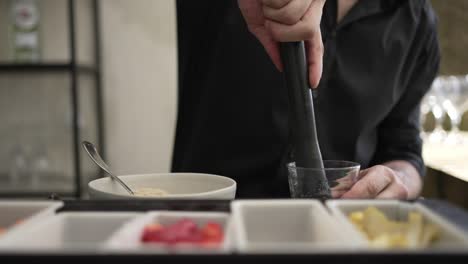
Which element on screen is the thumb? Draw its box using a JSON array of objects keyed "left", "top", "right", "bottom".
[{"left": 305, "top": 30, "right": 324, "bottom": 89}]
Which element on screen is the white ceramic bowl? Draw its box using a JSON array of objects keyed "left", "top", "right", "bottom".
[{"left": 88, "top": 173, "right": 237, "bottom": 200}]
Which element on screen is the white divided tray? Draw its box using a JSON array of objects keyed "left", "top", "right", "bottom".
[
  {"left": 0, "top": 200, "right": 62, "bottom": 243},
  {"left": 0, "top": 212, "right": 141, "bottom": 253},
  {"left": 103, "top": 211, "right": 232, "bottom": 254},
  {"left": 325, "top": 200, "right": 468, "bottom": 252},
  {"left": 231, "top": 199, "right": 365, "bottom": 253}
]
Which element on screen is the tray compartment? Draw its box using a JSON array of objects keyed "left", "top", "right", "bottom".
[
  {"left": 0, "top": 200, "right": 62, "bottom": 240},
  {"left": 231, "top": 200, "right": 363, "bottom": 253},
  {"left": 104, "top": 211, "right": 232, "bottom": 254},
  {"left": 0, "top": 212, "right": 140, "bottom": 253},
  {"left": 325, "top": 200, "right": 468, "bottom": 251}
]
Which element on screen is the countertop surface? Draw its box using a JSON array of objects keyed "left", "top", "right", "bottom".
[{"left": 423, "top": 132, "right": 468, "bottom": 182}]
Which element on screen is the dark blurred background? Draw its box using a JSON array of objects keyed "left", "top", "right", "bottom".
[{"left": 432, "top": 0, "right": 468, "bottom": 75}]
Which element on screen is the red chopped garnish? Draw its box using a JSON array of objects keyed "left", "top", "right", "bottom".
[
  {"left": 141, "top": 223, "right": 164, "bottom": 243},
  {"left": 140, "top": 219, "right": 224, "bottom": 246},
  {"left": 201, "top": 222, "right": 223, "bottom": 243}
]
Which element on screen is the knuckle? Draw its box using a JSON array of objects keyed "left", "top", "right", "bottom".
[
  {"left": 278, "top": 9, "right": 300, "bottom": 25},
  {"left": 246, "top": 26, "right": 255, "bottom": 35},
  {"left": 399, "top": 183, "right": 409, "bottom": 198},
  {"left": 300, "top": 28, "right": 315, "bottom": 39},
  {"left": 269, "top": 26, "right": 284, "bottom": 41},
  {"left": 313, "top": 41, "right": 324, "bottom": 54},
  {"left": 377, "top": 165, "right": 395, "bottom": 179},
  {"left": 396, "top": 183, "right": 409, "bottom": 199},
  {"left": 246, "top": 26, "right": 262, "bottom": 38},
  {"left": 374, "top": 165, "right": 387, "bottom": 172},
  {"left": 364, "top": 181, "right": 380, "bottom": 196},
  {"left": 269, "top": 25, "right": 291, "bottom": 42},
  {"left": 300, "top": 26, "right": 320, "bottom": 40},
  {"left": 262, "top": 0, "right": 290, "bottom": 9}
]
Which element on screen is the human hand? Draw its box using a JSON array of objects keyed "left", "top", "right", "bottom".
[
  {"left": 238, "top": 0, "right": 326, "bottom": 88},
  {"left": 341, "top": 165, "right": 410, "bottom": 199}
]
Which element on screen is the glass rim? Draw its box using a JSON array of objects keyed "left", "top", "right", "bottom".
[{"left": 287, "top": 160, "right": 360, "bottom": 171}]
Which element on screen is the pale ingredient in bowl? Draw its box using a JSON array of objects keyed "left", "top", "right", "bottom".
[{"left": 134, "top": 187, "right": 169, "bottom": 197}]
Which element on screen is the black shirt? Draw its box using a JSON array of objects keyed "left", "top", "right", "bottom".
[{"left": 172, "top": 0, "right": 441, "bottom": 198}]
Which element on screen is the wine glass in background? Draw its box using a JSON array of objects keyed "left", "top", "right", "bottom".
[
  {"left": 442, "top": 75, "right": 468, "bottom": 145},
  {"left": 461, "top": 75, "right": 468, "bottom": 125},
  {"left": 427, "top": 77, "right": 447, "bottom": 143},
  {"left": 420, "top": 93, "right": 432, "bottom": 141},
  {"left": 442, "top": 76, "right": 461, "bottom": 144}
]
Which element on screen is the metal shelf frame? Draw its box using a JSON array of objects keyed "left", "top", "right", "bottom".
[{"left": 0, "top": 0, "right": 104, "bottom": 199}]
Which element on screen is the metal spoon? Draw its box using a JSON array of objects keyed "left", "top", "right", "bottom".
[{"left": 82, "top": 141, "right": 135, "bottom": 195}]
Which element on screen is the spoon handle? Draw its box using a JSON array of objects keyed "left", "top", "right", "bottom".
[
  {"left": 82, "top": 141, "right": 134, "bottom": 195},
  {"left": 107, "top": 172, "right": 135, "bottom": 195}
]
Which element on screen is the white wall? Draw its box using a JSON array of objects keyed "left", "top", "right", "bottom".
[{"left": 100, "top": 0, "right": 177, "bottom": 175}]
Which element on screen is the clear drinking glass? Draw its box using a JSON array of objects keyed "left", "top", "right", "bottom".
[{"left": 287, "top": 160, "right": 360, "bottom": 199}]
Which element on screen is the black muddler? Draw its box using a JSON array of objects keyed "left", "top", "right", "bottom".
[{"left": 280, "top": 41, "right": 331, "bottom": 199}]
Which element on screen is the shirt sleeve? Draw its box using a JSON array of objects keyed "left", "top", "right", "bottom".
[{"left": 371, "top": 3, "right": 441, "bottom": 177}]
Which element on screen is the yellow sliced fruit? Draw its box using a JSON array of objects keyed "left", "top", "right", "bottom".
[{"left": 348, "top": 207, "right": 440, "bottom": 249}]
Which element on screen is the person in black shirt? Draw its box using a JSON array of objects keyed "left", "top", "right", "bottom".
[{"left": 172, "top": 0, "right": 440, "bottom": 199}]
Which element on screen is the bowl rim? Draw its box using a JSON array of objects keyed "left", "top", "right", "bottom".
[{"left": 88, "top": 172, "right": 237, "bottom": 199}]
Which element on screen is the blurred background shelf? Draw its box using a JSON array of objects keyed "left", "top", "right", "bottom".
[
  {"left": 0, "top": 0, "right": 103, "bottom": 199},
  {"left": 0, "top": 63, "right": 97, "bottom": 74},
  {"left": 0, "top": 172, "right": 73, "bottom": 199}
]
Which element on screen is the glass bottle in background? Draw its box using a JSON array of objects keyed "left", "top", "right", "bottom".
[
  {"left": 9, "top": 0, "right": 41, "bottom": 62},
  {"left": 8, "top": 141, "right": 30, "bottom": 187},
  {"left": 30, "top": 141, "right": 50, "bottom": 190}
]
